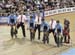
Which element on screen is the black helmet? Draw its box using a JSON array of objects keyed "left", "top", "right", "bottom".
[
  {"left": 30, "top": 15, "right": 33, "bottom": 19},
  {"left": 56, "top": 20, "right": 60, "bottom": 23}
]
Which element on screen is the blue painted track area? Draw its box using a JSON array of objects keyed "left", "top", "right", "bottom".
[{"left": 61, "top": 48, "right": 75, "bottom": 55}]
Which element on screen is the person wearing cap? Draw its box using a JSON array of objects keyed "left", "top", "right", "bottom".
[
  {"left": 8, "top": 9, "right": 17, "bottom": 39},
  {"left": 63, "top": 18, "right": 70, "bottom": 43},
  {"left": 16, "top": 11, "right": 27, "bottom": 38}
]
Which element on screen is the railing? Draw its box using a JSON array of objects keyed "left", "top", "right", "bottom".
[
  {"left": 0, "top": 7, "right": 75, "bottom": 17},
  {"left": 45, "top": 7, "right": 75, "bottom": 16},
  {"left": 0, "top": 7, "right": 75, "bottom": 24}
]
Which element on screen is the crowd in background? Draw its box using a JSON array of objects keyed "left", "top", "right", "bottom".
[{"left": 0, "top": 0, "right": 75, "bottom": 16}]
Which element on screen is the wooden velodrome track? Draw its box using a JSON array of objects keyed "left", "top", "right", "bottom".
[{"left": 0, "top": 12, "right": 75, "bottom": 55}]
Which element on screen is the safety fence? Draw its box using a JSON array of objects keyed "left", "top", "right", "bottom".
[{"left": 0, "top": 7, "right": 75, "bottom": 24}]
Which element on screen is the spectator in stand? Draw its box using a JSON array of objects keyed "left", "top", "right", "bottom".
[{"left": 0, "top": 0, "right": 75, "bottom": 16}]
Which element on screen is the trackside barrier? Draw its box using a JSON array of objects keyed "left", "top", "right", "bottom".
[
  {"left": 44, "top": 7, "right": 75, "bottom": 16},
  {"left": 0, "top": 17, "right": 8, "bottom": 24},
  {"left": 0, "top": 7, "right": 75, "bottom": 24}
]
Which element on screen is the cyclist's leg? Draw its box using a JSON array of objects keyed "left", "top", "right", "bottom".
[
  {"left": 14, "top": 26, "right": 17, "bottom": 38},
  {"left": 56, "top": 32, "right": 60, "bottom": 47},
  {"left": 46, "top": 32, "right": 49, "bottom": 44},
  {"left": 63, "top": 29, "right": 67, "bottom": 43},
  {"left": 32, "top": 29, "right": 35, "bottom": 40},
  {"left": 60, "top": 35, "right": 63, "bottom": 46},
  {"left": 67, "top": 28, "right": 70, "bottom": 43},
  {"left": 10, "top": 25, "right": 14, "bottom": 39},
  {"left": 47, "top": 36, "right": 49, "bottom": 44},
  {"left": 54, "top": 31, "right": 60, "bottom": 47},
  {"left": 43, "top": 33, "right": 46, "bottom": 44}
]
